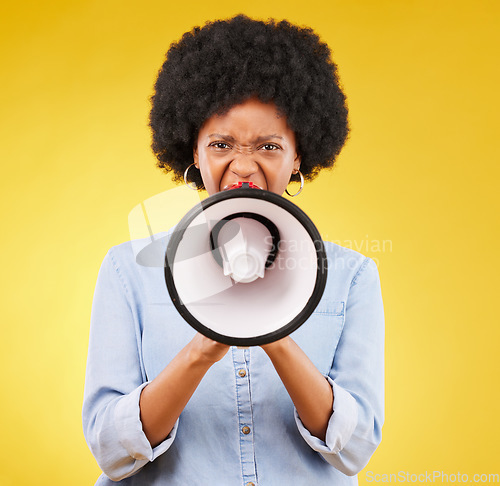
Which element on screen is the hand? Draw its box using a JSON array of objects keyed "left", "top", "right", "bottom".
[{"left": 187, "top": 333, "right": 230, "bottom": 366}]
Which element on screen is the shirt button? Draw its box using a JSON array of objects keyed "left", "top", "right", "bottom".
[
  {"left": 242, "top": 426, "right": 251, "bottom": 435},
  {"left": 238, "top": 369, "right": 247, "bottom": 377}
]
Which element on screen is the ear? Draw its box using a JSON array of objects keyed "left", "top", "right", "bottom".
[
  {"left": 293, "top": 153, "right": 301, "bottom": 173},
  {"left": 192, "top": 146, "right": 199, "bottom": 169}
]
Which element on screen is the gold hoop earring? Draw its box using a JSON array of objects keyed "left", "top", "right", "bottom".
[
  {"left": 285, "top": 170, "right": 304, "bottom": 197},
  {"left": 183, "top": 163, "right": 198, "bottom": 190}
]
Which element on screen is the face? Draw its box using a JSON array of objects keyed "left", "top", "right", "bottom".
[{"left": 193, "top": 98, "right": 301, "bottom": 196}]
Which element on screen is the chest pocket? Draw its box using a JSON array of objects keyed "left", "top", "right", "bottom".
[{"left": 290, "top": 300, "right": 345, "bottom": 376}]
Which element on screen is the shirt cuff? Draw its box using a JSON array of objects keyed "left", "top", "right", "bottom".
[
  {"left": 114, "top": 382, "right": 178, "bottom": 462},
  {"left": 294, "top": 377, "right": 358, "bottom": 455}
]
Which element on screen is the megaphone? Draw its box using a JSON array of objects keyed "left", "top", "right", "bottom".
[{"left": 164, "top": 183, "right": 327, "bottom": 346}]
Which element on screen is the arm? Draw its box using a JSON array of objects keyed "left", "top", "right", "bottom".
[
  {"left": 261, "top": 337, "right": 333, "bottom": 441},
  {"left": 325, "top": 257, "right": 384, "bottom": 474},
  {"left": 83, "top": 250, "right": 152, "bottom": 481},
  {"left": 139, "top": 333, "right": 229, "bottom": 447},
  {"left": 265, "top": 257, "right": 385, "bottom": 475},
  {"left": 83, "top": 249, "right": 228, "bottom": 480}
]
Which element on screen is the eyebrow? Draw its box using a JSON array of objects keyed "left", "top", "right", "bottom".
[{"left": 207, "top": 133, "right": 285, "bottom": 143}]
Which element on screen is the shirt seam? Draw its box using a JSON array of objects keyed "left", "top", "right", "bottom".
[
  {"left": 349, "top": 257, "right": 371, "bottom": 288},
  {"left": 246, "top": 349, "right": 258, "bottom": 484},
  {"left": 108, "top": 247, "right": 148, "bottom": 383},
  {"left": 232, "top": 347, "right": 245, "bottom": 483},
  {"left": 109, "top": 247, "right": 131, "bottom": 297}
]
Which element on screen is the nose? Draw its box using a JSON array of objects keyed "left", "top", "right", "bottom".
[{"left": 229, "top": 153, "right": 259, "bottom": 179}]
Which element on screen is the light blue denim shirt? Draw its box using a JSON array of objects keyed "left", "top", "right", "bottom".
[{"left": 83, "top": 235, "right": 384, "bottom": 485}]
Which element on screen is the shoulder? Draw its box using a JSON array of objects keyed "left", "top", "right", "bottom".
[
  {"left": 323, "top": 240, "right": 365, "bottom": 264},
  {"left": 322, "top": 241, "right": 379, "bottom": 291},
  {"left": 97, "top": 232, "right": 170, "bottom": 305},
  {"left": 106, "top": 231, "right": 169, "bottom": 271},
  {"left": 323, "top": 240, "right": 369, "bottom": 273},
  {"left": 100, "top": 232, "right": 169, "bottom": 288}
]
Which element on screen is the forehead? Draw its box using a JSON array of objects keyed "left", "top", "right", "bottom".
[{"left": 200, "top": 98, "right": 293, "bottom": 138}]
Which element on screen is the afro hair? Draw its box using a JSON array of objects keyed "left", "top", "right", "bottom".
[{"left": 150, "top": 15, "right": 349, "bottom": 190}]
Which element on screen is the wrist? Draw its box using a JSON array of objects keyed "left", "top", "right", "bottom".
[
  {"left": 185, "top": 342, "right": 214, "bottom": 369},
  {"left": 261, "top": 336, "right": 293, "bottom": 359}
]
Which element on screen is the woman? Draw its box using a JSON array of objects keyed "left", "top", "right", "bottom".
[{"left": 83, "top": 15, "right": 384, "bottom": 485}]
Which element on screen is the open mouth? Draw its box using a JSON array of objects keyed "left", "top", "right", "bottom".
[{"left": 222, "top": 181, "right": 263, "bottom": 191}]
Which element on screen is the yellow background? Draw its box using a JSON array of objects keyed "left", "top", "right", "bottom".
[{"left": 1, "top": 0, "right": 499, "bottom": 484}]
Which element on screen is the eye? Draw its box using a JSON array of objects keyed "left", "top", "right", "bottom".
[
  {"left": 260, "top": 143, "right": 281, "bottom": 151},
  {"left": 210, "top": 142, "right": 231, "bottom": 150}
]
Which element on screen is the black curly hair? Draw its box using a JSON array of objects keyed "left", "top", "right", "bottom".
[{"left": 150, "top": 14, "right": 349, "bottom": 190}]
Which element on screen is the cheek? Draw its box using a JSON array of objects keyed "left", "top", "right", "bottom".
[
  {"left": 271, "top": 153, "right": 296, "bottom": 176},
  {"left": 264, "top": 160, "right": 295, "bottom": 193},
  {"left": 198, "top": 152, "right": 228, "bottom": 193}
]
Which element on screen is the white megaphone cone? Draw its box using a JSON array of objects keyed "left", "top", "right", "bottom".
[{"left": 164, "top": 182, "right": 328, "bottom": 346}]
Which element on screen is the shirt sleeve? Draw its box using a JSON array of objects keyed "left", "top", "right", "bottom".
[
  {"left": 294, "top": 257, "right": 385, "bottom": 475},
  {"left": 82, "top": 249, "right": 177, "bottom": 481}
]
